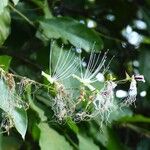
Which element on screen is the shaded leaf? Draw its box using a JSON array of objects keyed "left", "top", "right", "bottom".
[
  {"left": 36, "top": 17, "right": 103, "bottom": 52},
  {"left": 117, "top": 115, "right": 150, "bottom": 123},
  {"left": 32, "top": 0, "right": 52, "bottom": 19},
  {"left": 107, "top": 127, "right": 125, "bottom": 150},
  {"left": 0, "top": 135, "right": 22, "bottom": 150},
  {"left": 121, "top": 124, "right": 150, "bottom": 138},
  {"left": 137, "top": 139, "right": 150, "bottom": 150}
]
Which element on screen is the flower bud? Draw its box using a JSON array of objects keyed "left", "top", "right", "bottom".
[{"left": 134, "top": 75, "right": 145, "bottom": 82}]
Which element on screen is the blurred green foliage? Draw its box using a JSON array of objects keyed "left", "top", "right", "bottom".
[{"left": 0, "top": 0, "right": 150, "bottom": 150}]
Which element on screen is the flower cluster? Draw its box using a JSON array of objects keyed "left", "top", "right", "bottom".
[
  {"left": 0, "top": 43, "right": 145, "bottom": 132},
  {"left": 42, "top": 44, "right": 145, "bottom": 124}
]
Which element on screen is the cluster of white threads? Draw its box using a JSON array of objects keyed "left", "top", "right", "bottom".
[
  {"left": 51, "top": 88, "right": 75, "bottom": 123},
  {"left": 42, "top": 42, "right": 78, "bottom": 86},
  {"left": 93, "top": 81, "right": 117, "bottom": 111},
  {"left": 41, "top": 42, "right": 80, "bottom": 122},
  {"left": 52, "top": 94, "right": 68, "bottom": 123},
  {"left": 72, "top": 50, "right": 109, "bottom": 91},
  {"left": 92, "top": 81, "right": 117, "bottom": 123}
]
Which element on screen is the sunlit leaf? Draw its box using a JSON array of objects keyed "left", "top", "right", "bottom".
[
  {"left": 0, "top": 79, "right": 12, "bottom": 112},
  {"left": 0, "top": 55, "right": 12, "bottom": 71},
  {"left": 12, "top": 108, "right": 28, "bottom": 140},
  {"left": 78, "top": 134, "right": 99, "bottom": 150},
  {"left": 38, "top": 123, "right": 73, "bottom": 150},
  {"left": 0, "top": 0, "right": 8, "bottom": 14},
  {"left": 0, "top": 79, "right": 27, "bottom": 139},
  {"left": 12, "top": 0, "right": 20, "bottom": 5},
  {"left": 0, "top": 8, "right": 10, "bottom": 46},
  {"left": 66, "top": 117, "right": 79, "bottom": 133},
  {"left": 27, "top": 86, "right": 47, "bottom": 122}
]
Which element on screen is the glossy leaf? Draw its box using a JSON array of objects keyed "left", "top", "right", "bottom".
[
  {"left": 12, "top": 108, "right": 28, "bottom": 140},
  {"left": 36, "top": 17, "right": 103, "bottom": 52}
]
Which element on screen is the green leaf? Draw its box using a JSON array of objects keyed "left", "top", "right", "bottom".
[
  {"left": 12, "top": 108, "right": 28, "bottom": 140},
  {"left": 36, "top": 17, "right": 103, "bottom": 52},
  {"left": 27, "top": 86, "right": 47, "bottom": 122},
  {"left": 38, "top": 123, "right": 73, "bottom": 150},
  {"left": 0, "top": 136, "right": 22, "bottom": 150},
  {"left": 137, "top": 139, "right": 150, "bottom": 150},
  {"left": 107, "top": 127, "right": 125, "bottom": 150},
  {"left": 108, "top": 107, "right": 133, "bottom": 123},
  {"left": 32, "top": 0, "right": 53, "bottom": 19},
  {"left": 0, "top": 0, "right": 8, "bottom": 14},
  {"left": 117, "top": 115, "right": 150, "bottom": 123},
  {"left": 0, "top": 55, "right": 12, "bottom": 71},
  {"left": 78, "top": 134, "right": 99, "bottom": 150},
  {"left": 12, "top": 0, "right": 19, "bottom": 5},
  {"left": 0, "top": 8, "right": 11, "bottom": 46},
  {"left": 122, "top": 124, "right": 150, "bottom": 138},
  {"left": 89, "top": 122, "right": 109, "bottom": 147},
  {"left": 0, "top": 79, "right": 12, "bottom": 112},
  {"left": 0, "top": 79, "right": 28, "bottom": 139},
  {"left": 66, "top": 117, "right": 79, "bottom": 133}
]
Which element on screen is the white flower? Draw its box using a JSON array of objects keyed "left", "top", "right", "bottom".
[
  {"left": 42, "top": 42, "right": 78, "bottom": 85},
  {"left": 92, "top": 81, "right": 117, "bottom": 124},
  {"left": 93, "top": 81, "right": 117, "bottom": 111},
  {"left": 123, "top": 76, "right": 137, "bottom": 106},
  {"left": 129, "top": 77, "right": 137, "bottom": 97},
  {"left": 73, "top": 50, "right": 110, "bottom": 91}
]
